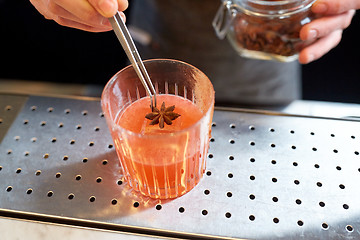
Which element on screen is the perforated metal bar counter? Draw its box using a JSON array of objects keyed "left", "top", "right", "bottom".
[{"left": 1, "top": 93, "right": 360, "bottom": 240}]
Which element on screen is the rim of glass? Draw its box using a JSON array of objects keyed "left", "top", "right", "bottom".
[{"left": 101, "top": 58, "right": 215, "bottom": 138}]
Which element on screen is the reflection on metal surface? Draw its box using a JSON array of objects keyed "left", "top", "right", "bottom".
[{"left": 0, "top": 94, "right": 360, "bottom": 239}]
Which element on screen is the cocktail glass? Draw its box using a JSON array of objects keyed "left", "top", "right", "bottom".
[{"left": 101, "top": 59, "right": 214, "bottom": 199}]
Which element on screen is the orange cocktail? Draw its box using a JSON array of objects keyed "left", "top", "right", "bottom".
[{"left": 101, "top": 59, "right": 214, "bottom": 199}]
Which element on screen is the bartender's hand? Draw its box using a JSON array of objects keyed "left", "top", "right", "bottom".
[
  {"left": 29, "top": 0, "right": 128, "bottom": 32},
  {"left": 299, "top": 0, "right": 358, "bottom": 64}
]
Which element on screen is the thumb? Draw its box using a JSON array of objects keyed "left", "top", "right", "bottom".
[
  {"left": 312, "top": 0, "right": 360, "bottom": 14},
  {"left": 88, "top": 0, "right": 118, "bottom": 18}
]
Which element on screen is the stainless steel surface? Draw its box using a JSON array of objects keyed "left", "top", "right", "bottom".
[
  {"left": 109, "top": 12, "right": 157, "bottom": 109},
  {"left": 1, "top": 94, "right": 360, "bottom": 239}
]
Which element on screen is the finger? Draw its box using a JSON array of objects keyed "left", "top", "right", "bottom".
[
  {"left": 88, "top": 0, "right": 118, "bottom": 18},
  {"left": 53, "top": 16, "right": 112, "bottom": 32},
  {"left": 300, "top": 10, "right": 355, "bottom": 41},
  {"left": 298, "top": 29, "right": 343, "bottom": 64},
  {"left": 312, "top": 0, "right": 360, "bottom": 14},
  {"left": 54, "top": 0, "right": 108, "bottom": 27}
]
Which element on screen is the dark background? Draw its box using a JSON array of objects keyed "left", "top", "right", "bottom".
[{"left": 0, "top": 1, "right": 359, "bottom": 103}]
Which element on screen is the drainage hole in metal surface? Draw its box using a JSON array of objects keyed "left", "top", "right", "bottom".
[
  {"left": 206, "top": 171, "right": 212, "bottom": 176},
  {"left": 292, "top": 145, "right": 296, "bottom": 150},
  {"left": 210, "top": 138, "right": 215, "bottom": 142},
  {"left": 343, "top": 204, "right": 349, "bottom": 210},
  {"left": 82, "top": 158, "right": 88, "bottom": 163},
  {"left": 331, "top": 134, "right": 335, "bottom": 137},
  {"left": 82, "top": 110, "right": 88, "bottom": 116},
  {"left": 293, "top": 162, "right": 298, "bottom": 167},
  {"left": 250, "top": 158, "right": 255, "bottom": 163},
  {"left": 102, "top": 160, "right": 108, "bottom": 165},
  {"left": 319, "top": 201, "right": 325, "bottom": 207},
  {"left": 272, "top": 197, "right": 278, "bottom": 202},
  {"left": 68, "top": 193, "right": 75, "bottom": 200},
  {"left": 208, "top": 153, "right": 213, "bottom": 159},
  {"left": 76, "top": 125, "right": 82, "bottom": 130},
  {"left": 26, "top": 188, "right": 33, "bottom": 194},
  {"left": 0, "top": 166, "right": 2, "bottom": 171},
  {"left": 295, "top": 199, "right": 302, "bottom": 205},
  {"left": 310, "top": 132, "right": 315, "bottom": 135},
  {"left": 250, "top": 175, "right": 255, "bottom": 181},
  {"left": 317, "top": 182, "right": 323, "bottom": 187},
  {"left": 7, "top": 149, "right": 12, "bottom": 155},
  {"left": 249, "top": 215, "right": 255, "bottom": 221},
  {"left": 271, "top": 160, "right": 276, "bottom": 164},
  {"left": 204, "top": 189, "right": 210, "bottom": 195},
  {"left": 228, "top": 173, "right": 234, "bottom": 178},
  {"left": 24, "top": 151, "right": 30, "bottom": 157},
  {"left": 63, "top": 156, "right": 69, "bottom": 161},
  {"left": 31, "top": 137, "right": 37, "bottom": 142},
  {"left": 43, "top": 153, "right": 49, "bottom": 159},
  {"left": 225, "top": 212, "right": 232, "bottom": 218},
  {"left": 117, "top": 180, "right": 123, "bottom": 185},
  {"left": 96, "top": 177, "right": 102, "bottom": 183},
  {"left": 35, "top": 170, "right": 41, "bottom": 176},
  {"left": 40, "top": 121, "right": 46, "bottom": 127},
  {"left": 290, "top": 130, "right": 295, "bottom": 134},
  {"left": 156, "top": 204, "right": 162, "bottom": 210},
  {"left": 58, "top": 123, "right": 64, "bottom": 128},
  {"left": 4, "top": 106, "right": 10, "bottom": 111},
  {"left": 249, "top": 194, "right": 255, "bottom": 200},
  {"left": 294, "top": 180, "right": 300, "bottom": 185},
  {"left": 201, "top": 209, "right": 208, "bottom": 215},
  {"left": 55, "top": 172, "right": 61, "bottom": 178},
  {"left": 47, "top": 191, "right": 53, "bottom": 197},
  {"left": 272, "top": 177, "right": 277, "bottom": 183},
  {"left": 212, "top": 122, "right": 216, "bottom": 127},
  {"left": 51, "top": 138, "right": 57, "bottom": 143},
  {"left": 312, "top": 147, "right": 317, "bottom": 151},
  {"left": 230, "top": 124, "right": 236, "bottom": 129},
  {"left": 30, "top": 106, "right": 37, "bottom": 111},
  {"left": 227, "top": 192, "right": 233, "bottom": 198},
  {"left": 229, "top": 139, "right": 235, "bottom": 144},
  {"left": 322, "top": 223, "right": 329, "bottom": 230},
  {"left": 16, "top": 168, "right": 21, "bottom": 174},
  {"left": 297, "top": 220, "right": 304, "bottom": 226},
  {"left": 249, "top": 125, "right": 255, "bottom": 130},
  {"left": 99, "top": 112, "right": 105, "bottom": 118},
  {"left": 314, "top": 164, "right": 320, "bottom": 169},
  {"left": 355, "top": 151, "right": 359, "bottom": 156},
  {"left": 346, "top": 225, "right": 353, "bottom": 232},
  {"left": 250, "top": 141, "right": 255, "bottom": 146},
  {"left": 23, "top": 120, "right": 29, "bottom": 125},
  {"left": 94, "top": 127, "right": 100, "bottom": 132},
  {"left": 351, "top": 135, "right": 356, "bottom": 139},
  {"left": 229, "top": 155, "right": 234, "bottom": 161},
  {"left": 89, "top": 142, "right": 95, "bottom": 147},
  {"left": 339, "top": 184, "right": 345, "bottom": 189},
  {"left": 89, "top": 196, "right": 96, "bottom": 202},
  {"left": 14, "top": 136, "right": 20, "bottom": 141},
  {"left": 108, "top": 144, "right": 113, "bottom": 149},
  {"left": 70, "top": 140, "right": 75, "bottom": 145},
  {"left": 6, "top": 186, "right": 12, "bottom": 192},
  {"left": 47, "top": 107, "right": 54, "bottom": 112},
  {"left": 179, "top": 207, "right": 185, "bottom": 213},
  {"left": 75, "top": 175, "right": 82, "bottom": 181},
  {"left": 273, "top": 218, "right": 279, "bottom": 224},
  {"left": 333, "top": 149, "right": 338, "bottom": 153},
  {"left": 270, "top": 143, "right": 276, "bottom": 148},
  {"left": 132, "top": 201, "right": 139, "bottom": 208},
  {"left": 270, "top": 128, "right": 275, "bottom": 132},
  {"left": 64, "top": 109, "right": 71, "bottom": 114}
]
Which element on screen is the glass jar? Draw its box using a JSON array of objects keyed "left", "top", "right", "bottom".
[{"left": 213, "top": 0, "right": 317, "bottom": 62}]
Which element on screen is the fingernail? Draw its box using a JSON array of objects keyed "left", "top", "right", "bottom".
[
  {"left": 312, "top": 2, "right": 327, "bottom": 13},
  {"left": 308, "top": 29, "right": 318, "bottom": 40},
  {"left": 307, "top": 54, "right": 315, "bottom": 63},
  {"left": 98, "top": 0, "right": 117, "bottom": 17}
]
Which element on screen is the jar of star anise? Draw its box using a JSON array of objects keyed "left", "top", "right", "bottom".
[{"left": 213, "top": 0, "right": 317, "bottom": 62}]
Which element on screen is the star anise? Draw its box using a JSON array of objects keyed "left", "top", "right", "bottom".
[{"left": 145, "top": 102, "right": 181, "bottom": 129}]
